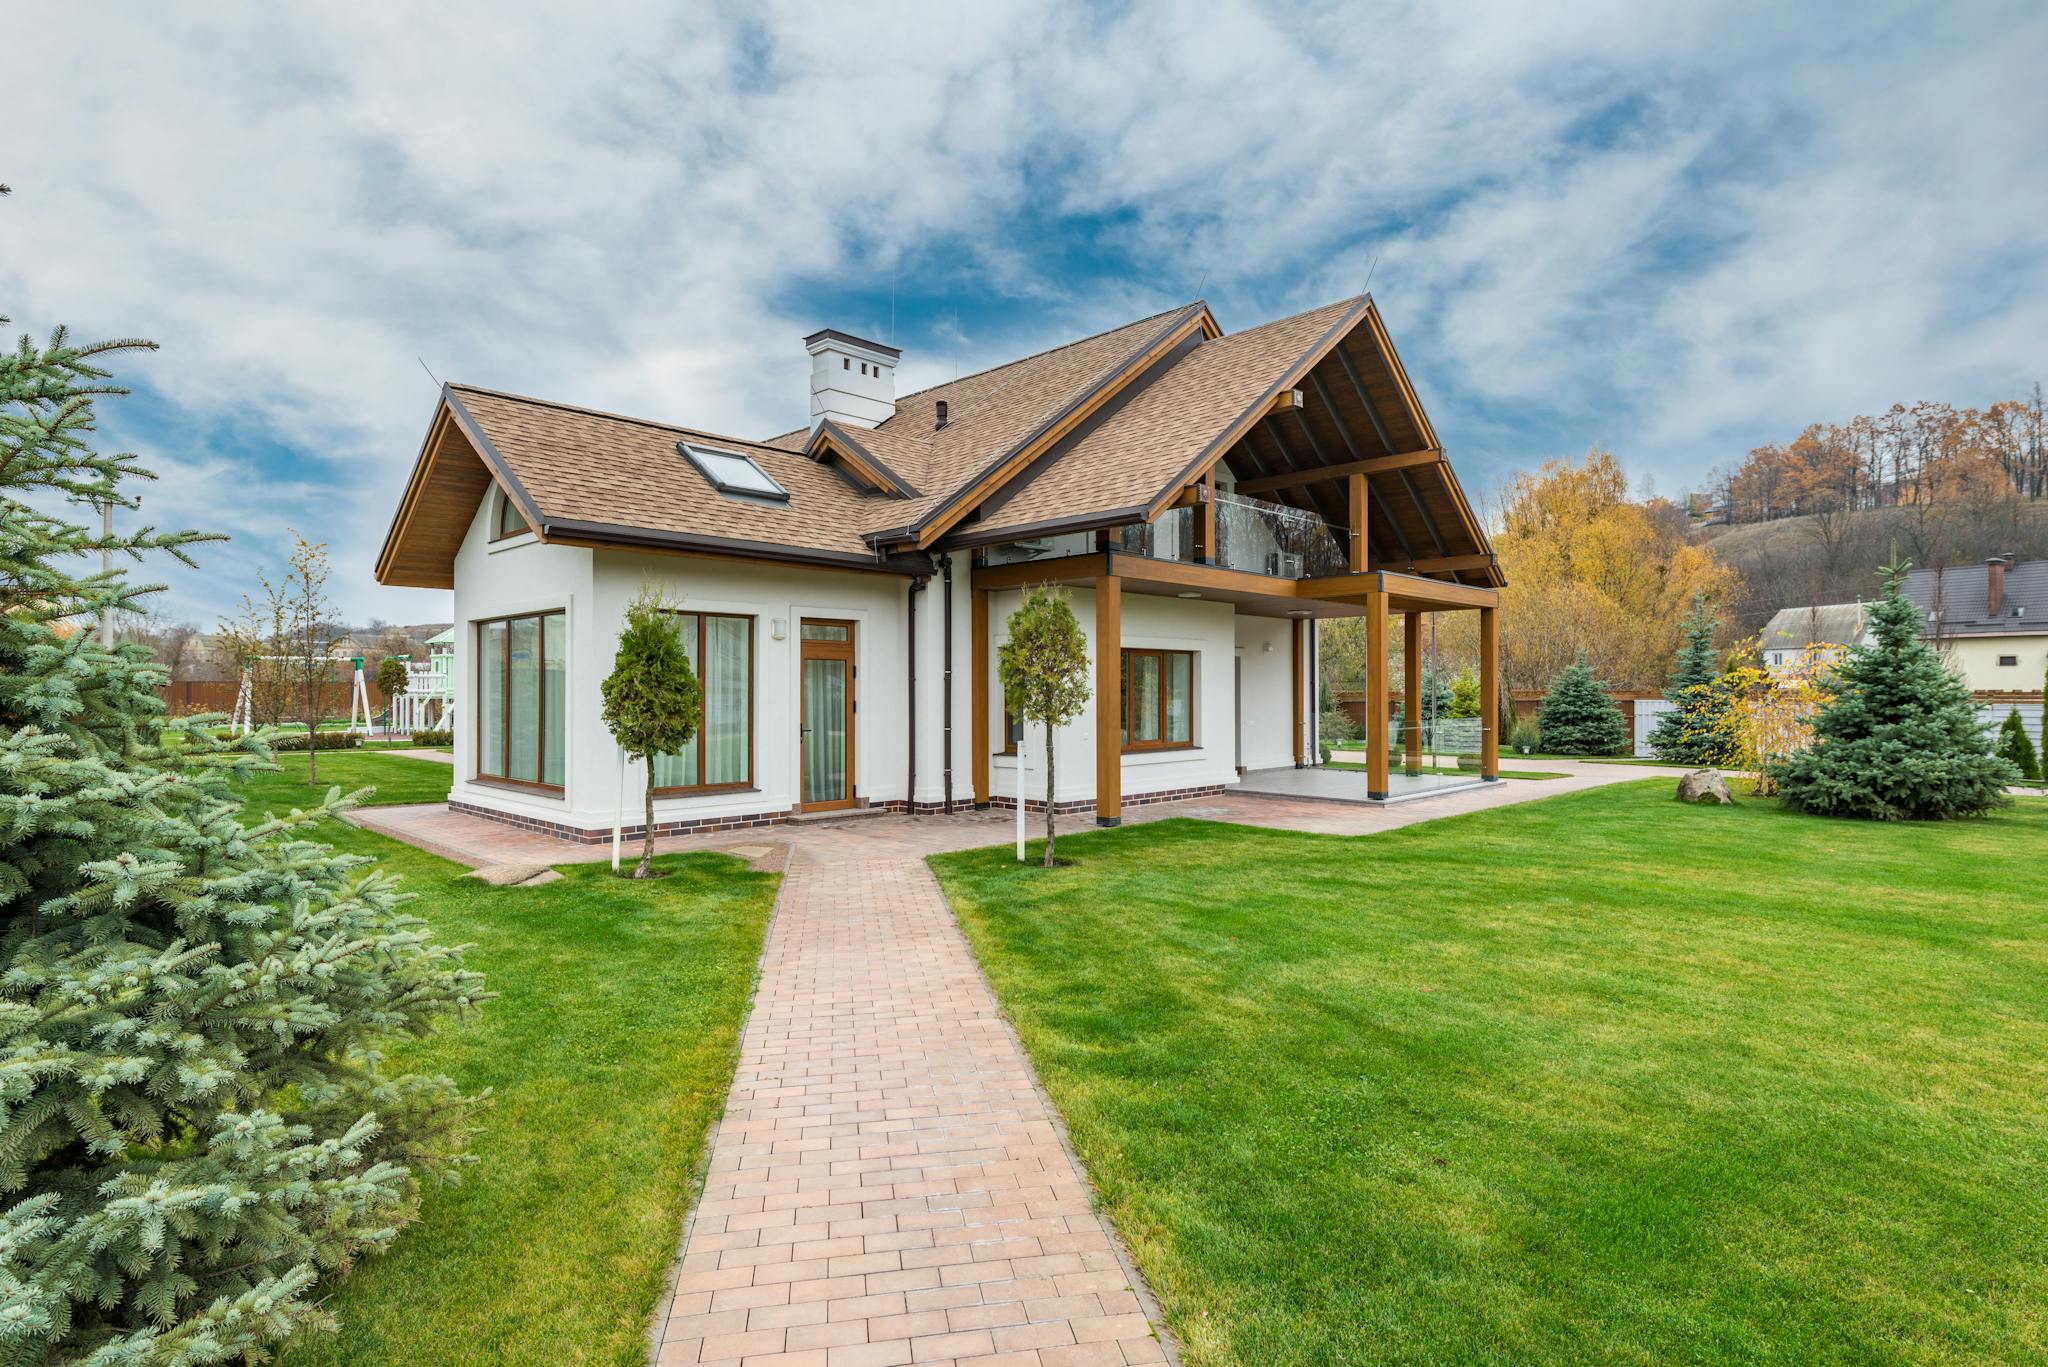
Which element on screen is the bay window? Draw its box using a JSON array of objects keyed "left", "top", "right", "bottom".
[
  {"left": 652, "top": 612, "right": 754, "bottom": 792},
  {"left": 1121, "top": 648, "right": 1194, "bottom": 750},
  {"left": 478, "top": 610, "right": 566, "bottom": 788}
]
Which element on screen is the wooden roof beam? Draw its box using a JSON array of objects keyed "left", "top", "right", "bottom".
[
  {"left": 1232, "top": 448, "right": 1441, "bottom": 495},
  {"left": 1332, "top": 338, "right": 1397, "bottom": 453}
]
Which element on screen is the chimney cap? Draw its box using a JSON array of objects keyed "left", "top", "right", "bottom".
[{"left": 804, "top": 327, "right": 901, "bottom": 360}]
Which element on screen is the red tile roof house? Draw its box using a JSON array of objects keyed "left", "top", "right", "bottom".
[{"left": 375, "top": 295, "right": 1506, "bottom": 842}]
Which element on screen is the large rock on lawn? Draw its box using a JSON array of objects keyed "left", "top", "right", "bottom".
[{"left": 1676, "top": 769, "right": 1733, "bottom": 805}]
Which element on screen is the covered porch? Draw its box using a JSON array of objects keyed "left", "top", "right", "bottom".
[{"left": 969, "top": 549, "right": 1500, "bottom": 820}]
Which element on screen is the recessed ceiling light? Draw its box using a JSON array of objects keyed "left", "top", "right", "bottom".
[{"left": 1177, "top": 591, "right": 1200, "bottom": 599}]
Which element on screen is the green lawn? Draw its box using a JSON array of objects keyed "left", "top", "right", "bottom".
[
  {"left": 266, "top": 778, "right": 776, "bottom": 1365},
  {"left": 930, "top": 785, "right": 2048, "bottom": 1365},
  {"left": 233, "top": 749, "right": 454, "bottom": 810}
]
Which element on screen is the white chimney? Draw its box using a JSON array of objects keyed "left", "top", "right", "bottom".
[{"left": 805, "top": 328, "right": 899, "bottom": 430}]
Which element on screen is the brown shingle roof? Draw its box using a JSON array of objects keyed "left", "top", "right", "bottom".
[
  {"left": 448, "top": 385, "right": 896, "bottom": 564},
  {"left": 973, "top": 298, "right": 1363, "bottom": 536}
]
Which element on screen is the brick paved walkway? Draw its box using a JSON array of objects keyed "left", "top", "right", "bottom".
[{"left": 650, "top": 843, "right": 1167, "bottom": 1367}]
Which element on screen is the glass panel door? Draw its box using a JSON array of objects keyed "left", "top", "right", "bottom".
[{"left": 799, "top": 620, "right": 855, "bottom": 811}]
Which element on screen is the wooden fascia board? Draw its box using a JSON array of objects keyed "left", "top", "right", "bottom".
[
  {"left": 1372, "top": 551, "right": 1499, "bottom": 576},
  {"left": 807, "top": 422, "right": 920, "bottom": 497},
  {"left": 1232, "top": 448, "right": 1441, "bottom": 496},
  {"left": 376, "top": 388, "right": 540, "bottom": 587},
  {"left": 1362, "top": 301, "right": 1440, "bottom": 452},
  {"left": 443, "top": 389, "right": 549, "bottom": 535},
  {"left": 1138, "top": 295, "right": 1375, "bottom": 524},
  {"left": 970, "top": 551, "right": 1112, "bottom": 592},
  {"left": 1294, "top": 570, "right": 1498, "bottom": 609},
  {"left": 374, "top": 399, "right": 456, "bottom": 585},
  {"left": 911, "top": 303, "right": 1211, "bottom": 549}
]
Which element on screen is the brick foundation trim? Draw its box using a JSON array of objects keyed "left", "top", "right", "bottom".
[
  {"left": 449, "top": 798, "right": 793, "bottom": 845},
  {"left": 986, "top": 782, "right": 1225, "bottom": 815}
]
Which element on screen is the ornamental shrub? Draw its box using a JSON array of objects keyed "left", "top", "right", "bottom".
[
  {"left": 1537, "top": 654, "right": 1629, "bottom": 755},
  {"left": 408, "top": 727, "right": 454, "bottom": 747},
  {"left": 269, "top": 729, "right": 364, "bottom": 751},
  {"left": 1774, "top": 564, "right": 2019, "bottom": 819},
  {"left": 1995, "top": 710, "right": 2039, "bottom": 782},
  {"left": 0, "top": 323, "right": 485, "bottom": 1360}
]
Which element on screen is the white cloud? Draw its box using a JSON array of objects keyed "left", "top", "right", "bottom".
[{"left": 6, "top": 0, "right": 2044, "bottom": 625}]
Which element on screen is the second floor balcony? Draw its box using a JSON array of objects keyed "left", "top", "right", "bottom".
[{"left": 1116, "top": 489, "right": 1349, "bottom": 579}]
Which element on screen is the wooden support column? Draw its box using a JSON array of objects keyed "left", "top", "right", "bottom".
[
  {"left": 1290, "top": 617, "right": 1307, "bottom": 767},
  {"left": 1095, "top": 574, "right": 1122, "bottom": 826},
  {"left": 1366, "top": 590, "right": 1390, "bottom": 799},
  {"left": 1402, "top": 610, "right": 1423, "bottom": 777},
  {"left": 971, "top": 587, "right": 991, "bottom": 806},
  {"left": 1197, "top": 468, "right": 1218, "bottom": 563},
  {"left": 1348, "top": 472, "right": 1369, "bottom": 574},
  {"left": 1479, "top": 605, "right": 1500, "bottom": 781}
]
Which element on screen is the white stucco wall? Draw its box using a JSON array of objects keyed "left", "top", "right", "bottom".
[
  {"left": 448, "top": 486, "right": 1319, "bottom": 832},
  {"left": 1936, "top": 634, "right": 2048, "bottom": 693}
]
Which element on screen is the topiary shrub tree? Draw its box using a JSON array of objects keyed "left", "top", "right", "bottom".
[
  {"left": 1995, "top": 709, "right": 2039, "bottom": 782},
  {"left": 1447, "top": 667, "right": 1480, "bottom": 719},
  {"left": 997, "top": 588, "right": 1090, "bottom": 867},
  {"left": 1537, "top": 653, "right": 1629, "bottom": 755},
  {"left": 600, "top": 587, "right": 702, "bottom": 878},
  {"left": 1774, "top": 563, "right": 2019, "bottom": 818},
  {"left": 0, "top": 316, "right": 484, "bottom": 1360},
  {"left": 1649, "top": 594, "right": 1729, "bottom": 764}
]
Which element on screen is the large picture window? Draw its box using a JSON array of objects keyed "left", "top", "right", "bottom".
[
  {"left": 1121, "top": 648, "right": 1194, "bottom": 751},
  {"left": 651, "top": 612, "right": 754, "bottom": 792},
  {"left": 478, "top": 610, "right": 566, "bottom": 788}
]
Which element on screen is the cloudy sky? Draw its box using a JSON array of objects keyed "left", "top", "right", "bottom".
[{"left": 8, "top": 1, "right": 2045, "bottom": 626}]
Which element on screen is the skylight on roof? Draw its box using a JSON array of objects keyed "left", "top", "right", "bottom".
[{"left": 679, "top": 442, "right": 789, "bottom": 501}]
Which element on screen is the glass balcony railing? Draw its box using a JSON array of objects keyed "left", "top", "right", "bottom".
[{"left": 1117, "top": 490, "right": 1350, "bottom": 579}]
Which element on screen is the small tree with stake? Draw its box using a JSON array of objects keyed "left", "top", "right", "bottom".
[
  {"left": 601, "top": 587, "right": 702, "bottom": 878},
  {"left": 377, "top": 654, "right": 409, "bottom": 734},
  {"left": 1775, "top": 562, "right": 2019, "bottom": 819},
  {"left": 997, "top": 588, "right": 1091, "bottom": 868}
]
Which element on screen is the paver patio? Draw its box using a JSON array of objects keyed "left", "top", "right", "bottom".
[{"left": 348, "top": 763, "right": 1672, "bottom": 1365}]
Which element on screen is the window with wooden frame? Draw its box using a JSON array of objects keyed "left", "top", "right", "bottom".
[
  {"left": 494, "top": 488, "right": 531, "bottom": 540},
  {"left": 477, "top": 610, "right": 565, "bottom": 789},
  {"left": 1000, "top": 688, "right": 1024, "bottom": 754},
  {"left": 1120, "top": 648, "right": 1195, "bottom": 751},
  {"left": 651, "top": 612, "right": 755, "bottom": 793}
]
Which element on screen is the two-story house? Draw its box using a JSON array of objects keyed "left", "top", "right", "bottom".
[{"left": 375, "top": 295, "right": 1504, "bottom": 842}]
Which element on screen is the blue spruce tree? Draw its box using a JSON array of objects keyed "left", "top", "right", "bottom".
[{"left": 1775, "top": 564, "right": 2019, "bottom": 818}]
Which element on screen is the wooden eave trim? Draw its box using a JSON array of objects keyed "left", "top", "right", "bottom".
[
  {"left": 807, "top": 422, "right": 920, "bottom": 498},
  {"left": 1361, "top": 301, "right": 1440, "bottom": 452},
  {"left": 375, "top": 388, "right": 548, "bottom": 587},
  {"left": 910, "top": 303, "right": 1214, "bottom": 549},
  {"left": 1294, "top": 569, "right": 1500, "bottom": 609},
  {"left": 1137, "top": 295, "right": 1375, "bottom": 524},
  {"left": 1232, "top": 448, "right": 1441, "bottom": 496}
]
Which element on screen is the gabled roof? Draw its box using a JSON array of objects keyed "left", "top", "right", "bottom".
[
  {"left": 1902, "top": 560, "right": 2048, "bottom": 636},
  {"left": 377, "top": 294, "right": 1500, "bottom": 588},
  {"left": 1761, "top": 603, "right": 1869, "bottom": 651}
]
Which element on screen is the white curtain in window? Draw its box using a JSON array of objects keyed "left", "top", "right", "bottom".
[
  {"left": 704, "top": 615, "right": 750, "bottom": 784},
  {"left": 651, "top": 614, "right": 700, "bottom": 789}
]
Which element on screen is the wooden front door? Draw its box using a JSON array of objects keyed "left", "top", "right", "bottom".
[{"left": 798, "top": 620, "right": 856, "bottom": 812}]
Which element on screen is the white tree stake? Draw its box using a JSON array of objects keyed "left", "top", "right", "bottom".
[
  {"left": 612, "top": 747, "right": 626, "bottom": 873},
  {"left": 1015, "top": 731, "right": 1028, "bottom": 862}
]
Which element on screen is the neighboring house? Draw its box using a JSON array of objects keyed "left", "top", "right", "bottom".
[
  {"left": 1759, "top": 603, "right": 1871, "bottom": 668},
  {"left": 375, "top": 295, "right": 1504, "bottom": 842},
  {"left": 1762, "top": 556, "right": 2046, "bottom": 745}
]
